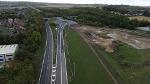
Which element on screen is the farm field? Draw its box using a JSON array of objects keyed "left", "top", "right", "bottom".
[
  {"left": 65, "top": 28, "right": 114, "bottom": 84},
  {"left": 129, "top": 16, "right": 150, "bottom": 22}
]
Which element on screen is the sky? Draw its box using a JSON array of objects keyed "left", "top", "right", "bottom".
[{"left": 1, "top": 0, "right": 150, "bottom": 6}]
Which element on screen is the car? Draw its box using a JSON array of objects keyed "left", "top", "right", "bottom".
[
  {"left": 52, "top": 64, "right": 56, "bottom": 68},
  {"left": 51, "top": 80, "right": 55, "bottom": 84},
  {"left": 44, "top": 18, "right": 48, "bottom": 21},
  {"left": 51, "top": 72, "right": 56, "bottom": 81},
  {"left": 52, "top": 67, "right": 56, "bottom": 72}
]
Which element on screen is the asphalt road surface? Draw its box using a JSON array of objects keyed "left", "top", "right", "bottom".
[
  {"left": 28, "top": 6, "right": 54, "bottom": 84},
  {"left": 55, "top": 18, "right": 69, "bottom": 84},
  {"left": 38, "top": 17, "right": 76, "bottom": 84},
  {"left": 38, "top": 20, "right": 53, "bottom": 84}
]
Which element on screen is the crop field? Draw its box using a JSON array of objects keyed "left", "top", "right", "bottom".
[
  {"left": 129, "top": 16, "right": 150, "bottom": 22},
  {"left": 65, "top": 28, "right": 114, "bottom": 84},
  {"left": 93, "top": 42, "right": 150, "bottom": 84}
]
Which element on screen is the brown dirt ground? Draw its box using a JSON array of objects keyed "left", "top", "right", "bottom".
[
  {"left": 71, "top": 25, "right": 150, "bottom": 52},
  {"left": 128, "top": 16, "right": 150, "bottom": 22}
]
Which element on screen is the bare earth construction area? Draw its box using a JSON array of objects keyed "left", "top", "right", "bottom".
[
  {"left": 73, "top": 25, "right": 150, "bottom": 52},
  {"left": 129, "top": 16, "right": 150, "bottom": 22},
  {"left": 71, "top": 25, "right": 150, "bottom": 84}
]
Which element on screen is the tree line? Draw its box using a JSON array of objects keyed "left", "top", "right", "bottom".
[
  {"left": 0, "top": 9, "right": 44, "bottom": 84},
  {"left": 40, "top": 7, "right": 150, "bottom": 29}
]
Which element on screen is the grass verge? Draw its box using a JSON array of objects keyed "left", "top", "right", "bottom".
[
  {"left": 65, "top": 28, "right": 114, "bottom": 84},
  {"left": 92, "top": 42, "right": 150, "bottom": 84}
]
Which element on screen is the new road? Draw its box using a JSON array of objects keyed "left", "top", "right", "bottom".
[{"left": 38, "top": 20, "right": 53, "bottom": 84}]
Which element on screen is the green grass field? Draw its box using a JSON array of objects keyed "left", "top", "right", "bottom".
[
  {"left": 92, "top": 42, "right": 150, "bottom": 84},
  {"left": 49, "top": 21, "right": 57, "bottom": 64},
  {"left": 65, "top": 28, "right": 114, "bottom": 84}
]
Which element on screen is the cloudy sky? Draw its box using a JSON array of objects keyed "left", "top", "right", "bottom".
[{"left": 1, "top": 0, "right": 150, "bottom": 6}]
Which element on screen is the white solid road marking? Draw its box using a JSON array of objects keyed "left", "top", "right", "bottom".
[
  {"left": 38, "top": 22, "right": 48, "bottom": 84},
  {"left": 53, "top": 18, "right": 70, "bottom": 84},
  {"left": 60, "top": 30, "right": 63, "bottom": 84},
  {"left": 63, "top": 43, "right": 68, "bottom": 84},
  {"left": 51, "top": 27, "right": 59, "bottom": 84},
  {"left": 62, "top": 29, "right": 68, "bottom": 84}
]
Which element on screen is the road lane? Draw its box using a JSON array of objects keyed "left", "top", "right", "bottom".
[
  {"left": 56, "top": 27, "right": 61, "bottom": 84},
  {"left": 29, "top": 5, "right": 55, "bottom": 84},
  {"left": 61, "top": 30, "right": 68, "bottom": 84},
  {"left": 56, "top": 20, "right": 68, "bottom": 84},
  {"left": 38, "top": 20, "right": 53, "bottom": 84},
  {"left": 55, "top": 17, "right": 77, "bottom": 84}
]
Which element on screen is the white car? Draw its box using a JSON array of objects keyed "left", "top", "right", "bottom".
[
  {"left": 52, "top": 64, "right": 56, "bottom": 72},
  {"left": 51, "top": 72, "right": 56, "bottom": 81},
  {"left": 52, "top": 64, "right": 56, "bottom": 68},
  {"left": 51, "top": 80, "right": 55, "bottom": 84},
  {"left": 52, "top": 68, "right": 56, "bottom": 72}
]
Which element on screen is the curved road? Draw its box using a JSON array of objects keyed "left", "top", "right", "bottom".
[
  {"left": 38, "top": 20, "right": 53, "bottom": 84},
  {"left": 56, "top": 23, "right": 68, "bottom": 84},
  {"left": 38, "top": 17, "right": 76, "bottom": 84}
]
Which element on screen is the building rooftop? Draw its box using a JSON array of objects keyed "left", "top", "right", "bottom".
[{"left": 0, "top": 44, "right": 18, "bottom": 54}]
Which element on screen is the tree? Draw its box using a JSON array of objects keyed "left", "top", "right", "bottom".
[
  {"left": 143, "top": 10, "right": 150, "bottom": 17},
  {"left": 31, "top": 31, "right": 42, "bottom": 45}
]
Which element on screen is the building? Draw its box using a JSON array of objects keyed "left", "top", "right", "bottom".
[
  {"left": 0, "top": 44, "right": 18, "bottom": 63},
  {"left": 136, "top": 27, "right": 150, "bottom": 32}
]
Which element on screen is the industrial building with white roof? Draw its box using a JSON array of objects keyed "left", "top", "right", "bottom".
[{"left": 0, "top": 44, "right": 18, "bottom": 63}]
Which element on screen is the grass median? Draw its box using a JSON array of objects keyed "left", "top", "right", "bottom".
[{"left": 49, "top": 21, "right": 57, "bottom": 64}]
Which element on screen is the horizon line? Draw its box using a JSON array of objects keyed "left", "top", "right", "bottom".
[{"left": 0, "top": 0, "right": 150, "bottom": 7}]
